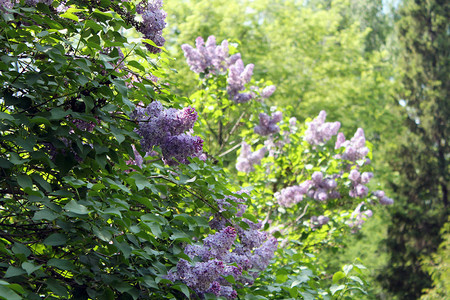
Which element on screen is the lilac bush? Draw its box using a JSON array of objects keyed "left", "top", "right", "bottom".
[{"left": 169, "top": 196, "right": 277, "bottom": 299}]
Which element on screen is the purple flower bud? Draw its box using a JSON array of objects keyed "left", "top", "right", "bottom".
[
  {"left": 254, "top": 111, "right": 282, "bottom": 136},
  {"left": 261, "top": 85, "right": 276, "bottom": 98},
  {"left": 361, "top": 172, "right": 374, "bottom": 184},
  {"left": 348, "top": 169, "right": 361, "bottom": 182},
  {"left": 305, "top": 111, "right": 341, "bottom": 145},
  {"left": 379, "top": 196, "right": 394, "bottom": 205},
  {"left": 311, "top": 171, "right": 323, "bottom": 183}
]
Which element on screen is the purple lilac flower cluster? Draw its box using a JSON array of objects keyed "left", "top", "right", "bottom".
[
  {"left": 373, "top": 190, "right": 394, "bottom": 205},
  {"left": 254, "top": 111, "right": 283, "bottom": 136},
  {"left": 136, "top": 0, "right": 167, "bottom": 53},
  {"left": 227, "top": 58, "right": 255, "bottom": 103},
  {"left": 181, "top": 36, "right": 240, "bottom": 75},
  {"left": 348, "top": 201, "right": 373, "bottom": 231},
  {"left": 305, "top": 111, "right": 341, "bottom": 145},
  {"left": 131, "top": 101, "right": 204, "bottom": 165},
  {"left": 274, "top": 181, "right": 311, "bottom": 207},
  {"left": 261, "top": 85, "right": 276, "bottom": 99},
  {"left": 235, "top": 142, "right": 267, "bottom": 173},
  {"left": 335, "top": 128, "right": 370, "bottom": 163},
  {"left": 348, "top": 169, "right": 372, "bottom": 198},
  {"left": 310, "top": 215, "right": 330, "bottom": 229},
  {"left": 306, "top": 171, "right": 341, "bottom": 201},
  {"left": 169, "top": 193, "right": 277, "bottom": 298},
  {"left": 275, "top": 172, "right": 340, "bottom": 207},
  {"left": 183, "top": 36, "right": 276, "bottom": 103},
  {"left": 0, "top": 0, "right": 13, "bottom": 10}
]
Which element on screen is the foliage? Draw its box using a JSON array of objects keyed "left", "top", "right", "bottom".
[
  {"left": 420, "top": 217, "right": 450, "bottom": 299},
  {"left": 0, "top": 0, "right": 393, "bottom": 299},
  {"left": 380, "top": 0, "right": 450, "bottom": 298}
]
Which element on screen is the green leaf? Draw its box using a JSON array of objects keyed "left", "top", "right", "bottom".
[
  {"left": 0, "top": 286, "right": 22, "bottom": 300},
  {"left": 63, "top": 176, "right": 86, "bottom": 188},
  {"left": 349, "top": 276, "right": 364, "bottom": 286},
  {"left": 46, "top": 278, "right": 68, "bottom": 297},
  {"left": 93, "top": 227, "right": 112, "bottom": 242},
  {"left": 47, "top": 258, "right": 75, "bottom": 271},
  {"left": 11, "top": 243, "right": 30, "bottom": 258},
  {"left": 16, "top": 175, "right": 32, "bottom": 190},
  {"left": 130, "top": 174, "right": 151, "bottom": 191},
  {"left": 170, "top": 231, "right": 191, "bottom": 242},
  {"left": 64, "top": 200, "right": 90, "bottom": 215},
  {"left": 21, "top": 262, "right": 41, "bottom": 275},
  {"left": 85, "top": 20, "right": 103, "bottom": 32},
  {"left": 0, "top": 158, "right": 13, "bottom": 169},
  {"left": 332, "top": 271, "right": 346, "bottom": 283},
  {"left": 111, "top": 79, "right": 128, "bottom": 97},
  {"left": 128, "top": 60, "right": 145, "bottom": 72},
  {"left": 31, "top": 173, "right": 52, "bottom": 192},
  {"left": 330, "top": 284, "right": 345, "bottom": 295},
  {"left": 4, "top": 266, "right": 26, "bottom": 278},
  {"left": 49, "top": 108, "right": 68, "bottom": 120},
  {"left": 173, "top": 284, "right": 190, "bottom": 298},
  {"left": 343, "top": 264, "right": 353, "bottom": 275},
  {"left": 43, "top": 233, "right": 67, "bottom": 246},
  {"left": 60, "top": 12, "right": 79, "bottom": 21},
  {"left": 113, "top": 240, "right": 132, "bottom": 259},
  {"left": 0, "top": 112, "right": 14, "bottom": 121}
]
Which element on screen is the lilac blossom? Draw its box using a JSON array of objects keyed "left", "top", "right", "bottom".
[
  {"left": 275, "top": 181, "right": 312, "bottom": 207},
  {"left": 306, "top": 171, "right": 340, "bottom": 202},
  {"left": 173, "top": 192, "right": 277, "bottom": 297},
  {"left": 237, "top": 219, "right": 267, "bottom": 250},
  {"left": 227, "top": 59, "right": 255, "bottom": 103},
  {"left": 335, "top": 128, "right": 370, "bottom": 162},
  {"left": 251, "top": 237, "right": 278, "bottom": 270},
  {"left": 305, "top": 111, "right": 341, "bottom": 145},
  {"left": 219, "top": 286, "right": 238, "bottom": 299},
  {"left": 0, "top": 0, "right": 13, "bottom": 10},
  {"left": 235, "top": 142, "right": 267, "bottom": 173},
  {"left": 203, "top": 226, "right": 237, "bottom": 259},
  {"left": 254, "top": 111, "right": 282, "bottom": 136},
  {"left": 181, "top": 36, "right": 232, "bottom": 74},
  {"left": 132, "top": 101, "right": 204, "bottom": 165},
  {"left": 374, "top": 190, "right": 394, "bottom": 205},
  {"left": 348, "top": 202, "right": 373, "bottom": 230},
  {"left": 168, "top": 259, "right": 225, "bottom": 294},
  {"left": 261, "top": 85, "right": 276, "bottom": 99},
  {"left": 348, "top": 170, "right": 372, "bottom": 198},
  {"left": 310, "top": 215, "right": 330, "bottom": 229},
  {"left": 136, "top": 0, "right": 167, "bottom": 53}
]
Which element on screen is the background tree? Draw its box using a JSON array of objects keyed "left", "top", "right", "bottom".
[{"left": 380, "top": 0, "right": 450, "bottom": 298}]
